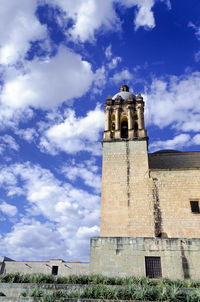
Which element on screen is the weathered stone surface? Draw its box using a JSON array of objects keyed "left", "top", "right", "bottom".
[
  {"left": 100, "top": 140, "right": 155, "bottom": 238},
  {"left": 90, "top": 237, "right": 200, "bottom": 280}
]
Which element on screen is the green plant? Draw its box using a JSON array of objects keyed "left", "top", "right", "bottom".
[
  {"left": 29, "top": 287, "right": 44, "bottom": 297},
  {"left": 154, "top": 285, "right": 168, "bottom": 301}
]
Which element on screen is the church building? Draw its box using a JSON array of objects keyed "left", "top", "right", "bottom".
[
  {"left": 1, "top": 84, "right": 200, "bottom": 280},
  {"left": 90, "top": 84, "right": 200, "bottom": 280}
]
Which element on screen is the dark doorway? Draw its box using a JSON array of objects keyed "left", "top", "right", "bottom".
[
  {"left": 145, "top": 257, "right": 162, "bottom": 278},
  {"left": 190, "top": 201, "right": 200, "bottom": 213},
  {"left": 52, "top": 265, "right": 58, "bottom": 275},
  {"left": 121, "top": 121, "right": 128, "bottom": 138}
]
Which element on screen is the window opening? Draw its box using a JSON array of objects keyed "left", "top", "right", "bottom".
[
  {"left": 121, "top": 121, "right": 128, "bottom": 138},
  {"left": 145, "top": 257, "right": 162, "bottom": 278},
  {"left": 134, "top": 122, "right": 138, "bottom": 131},
  {"left": 52, "top": 266, "right": 58, "bottom": 275},
  {"left": 190, "top": 201, "right": 200, "bottom": 213}
]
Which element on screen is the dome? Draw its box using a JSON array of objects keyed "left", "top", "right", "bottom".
[
  {"left": 112, "top": 91, "right": 134, "bottom": 100},
  {"left": 112, "top": 84, "right": 135, "bottom": 100}
]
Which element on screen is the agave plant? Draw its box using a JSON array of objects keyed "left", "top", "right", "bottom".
[{"left": 29, "top": 287, "right": 44, "bottom": 297}]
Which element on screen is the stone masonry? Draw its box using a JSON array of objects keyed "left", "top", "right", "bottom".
[{"left": 91, "top": 84, "right": 200, "bottom": 279}]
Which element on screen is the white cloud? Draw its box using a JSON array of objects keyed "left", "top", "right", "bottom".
[
  {"left": 188, "top": 22, "right": 200, "bottom": 40},
  {"left": 0, "top": 0, "right": 169, "bottom": 129},
  {"left": 144, "top": 72, "right": 200, "bottom": 131},
  {"left": 40, "top": 105, "right": 105, "bottom": 155},
  {"left": 149, "top": 134, "right": 191, "bottom": 152},
  {"left": 0, "top": 162, "right": 100, "bottom": 260},
  {"left": 105, "top": 45, "right": 112, "bottom": 59},
  {"left": 117, "top": 0, "right": 160, "bottom": 30},
  {"left": 0, "top": 220, "right": 67, "bottom": 260},
  {"left": 49, "top": 0, "right": 167, "bottom": 43},
  {"left": 92, "top": 67, "right": 106, "bottom": 95},
  {"left": 15, "top": 128, "right": 38, "bottom": 143},
  {"left": 50, "top": 0, "right": 122, "bottom": 42},
  {"left": 0, "top": 46, "right": 95, "bottom": 128},
  {"left": 61, "top": 159, "right": 101, "bottom": 193},
  {"left": 0, "top": 106, "right": 34, "bottom": 130},
  {"left": 111, "top": 69, "right": 133, "bottom": 84},
  {"left": 108, "top": 57, "right": 122, "bottom": 70},
  {"left": 192, "top": 134, "right": 200, "bottom": 145},
  {"left": 76, "top": 225, "right": 100, "bottom": 239},
  {"left": 134, "top": 0, "right": 155, "bottom": 30},
  {"left": 0, "top": 0, "right": 46, "bottom": 65},
  {"left": 0, "top": 201, "right": 17, "bottom": 217},
  {"left": 0, "top": 135, "right": 19, "bottom": 154},
  {"left": 1, "top": 47, "right": 93, "bottom": 110}
]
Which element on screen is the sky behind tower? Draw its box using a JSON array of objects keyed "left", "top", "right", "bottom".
[{"left": 0, "top": 0, "right": 200, "bottom": 261}]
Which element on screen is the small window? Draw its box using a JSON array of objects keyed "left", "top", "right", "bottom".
[
  {"left": 190, "top": 201, "right": 200, "bottom": 213},
  {"left": 145, "top": 257, "right": 162, "bottom": 278},
  {"left": 52, "top": 265, "right": 58, "bottom": 275}
]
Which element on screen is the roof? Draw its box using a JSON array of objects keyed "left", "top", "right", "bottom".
[
  {"left": 153, "top": 149, "right": 182, "bottom": 154},
  {"left": 149, "top": 151, "right": 200, "bottom": 169}
]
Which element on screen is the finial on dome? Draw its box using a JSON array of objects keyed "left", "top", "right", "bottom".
[{"left": 120, "top": 84, "right": 129, "bottom": 92}]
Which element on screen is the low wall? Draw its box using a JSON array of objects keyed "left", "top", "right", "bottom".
[
  {"left": 90, "top": 237, "right": 200, "bottom": 280},
  {"left": 0, "top": 283, "right": 89, "bottom": 298},
  {"left": 0, "top": 259, "right": 89, "bottom": 276}
]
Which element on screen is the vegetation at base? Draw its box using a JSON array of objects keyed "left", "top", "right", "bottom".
[
  {"left": 21, "top": 284, "right": 200, "bottom": 302},
  {"left": 0, "top": 272, "right": 200, "bottom": 288},
  {"left": 1, "top": 273, "right": 200, "bottom": 301}
]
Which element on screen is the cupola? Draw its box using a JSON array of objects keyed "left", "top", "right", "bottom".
[{"left": 103, "top": 85, "right": 147, "bottom": 141}]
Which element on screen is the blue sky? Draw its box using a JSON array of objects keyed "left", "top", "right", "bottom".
[{"left": 0, "top": 0, "right": 200, "bottom": 261}]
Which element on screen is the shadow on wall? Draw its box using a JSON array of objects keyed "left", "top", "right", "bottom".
[{"left": 180, "top": 241, "right": 190, "bottom": 279}]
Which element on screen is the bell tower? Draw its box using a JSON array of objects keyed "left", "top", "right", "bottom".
[
  {"left": 103, "top": 84, "right": 147, "bottom": 141},
  {"left": 100, "top": 85, "right": 154, "bottom": 237}
]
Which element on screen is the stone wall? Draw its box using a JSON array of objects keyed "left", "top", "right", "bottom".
[
  {"left": 150, "top": 168, "right": 200, "bottom": 238},
  {"left": 0, "top": 283, "right": 90, "bottom": 298},
  {"left": 90, "top": 237, "right": 200, "bottom": 280},
  {"left": 0, "top": 258, "right": 89, "bottom": 276},
  {"left": 100, "top": 139, "right": 155, "bottom": 238},
  {"left": 101, "top": 141, "right": 200, "bottom": 239}
]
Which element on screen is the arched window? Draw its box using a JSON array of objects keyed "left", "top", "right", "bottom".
[
  {"left": 111, "top": 122, "right": 115, "bottom": 131},
  {"left": 111, "top": 114, "right": 115, "bottom": 121},
  {"left": 121, "top": 116, "right": 128, "bottom": 138}
]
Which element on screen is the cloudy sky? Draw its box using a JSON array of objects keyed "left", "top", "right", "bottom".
[{"left": 0, "top": 0, "right": 200, "bottom": 261}]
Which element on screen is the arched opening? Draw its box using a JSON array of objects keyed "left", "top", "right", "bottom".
[
  {"left": 134, "top": 122, "right": 138, "bottom": 131},
  {"left": 111, "top": 114, "right": 115, "bottom": 121},
  {"left": 121, "top": 116, "right": 128, "bottom": 138},
  {"left": 111, "top": 122, "right": 115, "bottom": 131}
]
